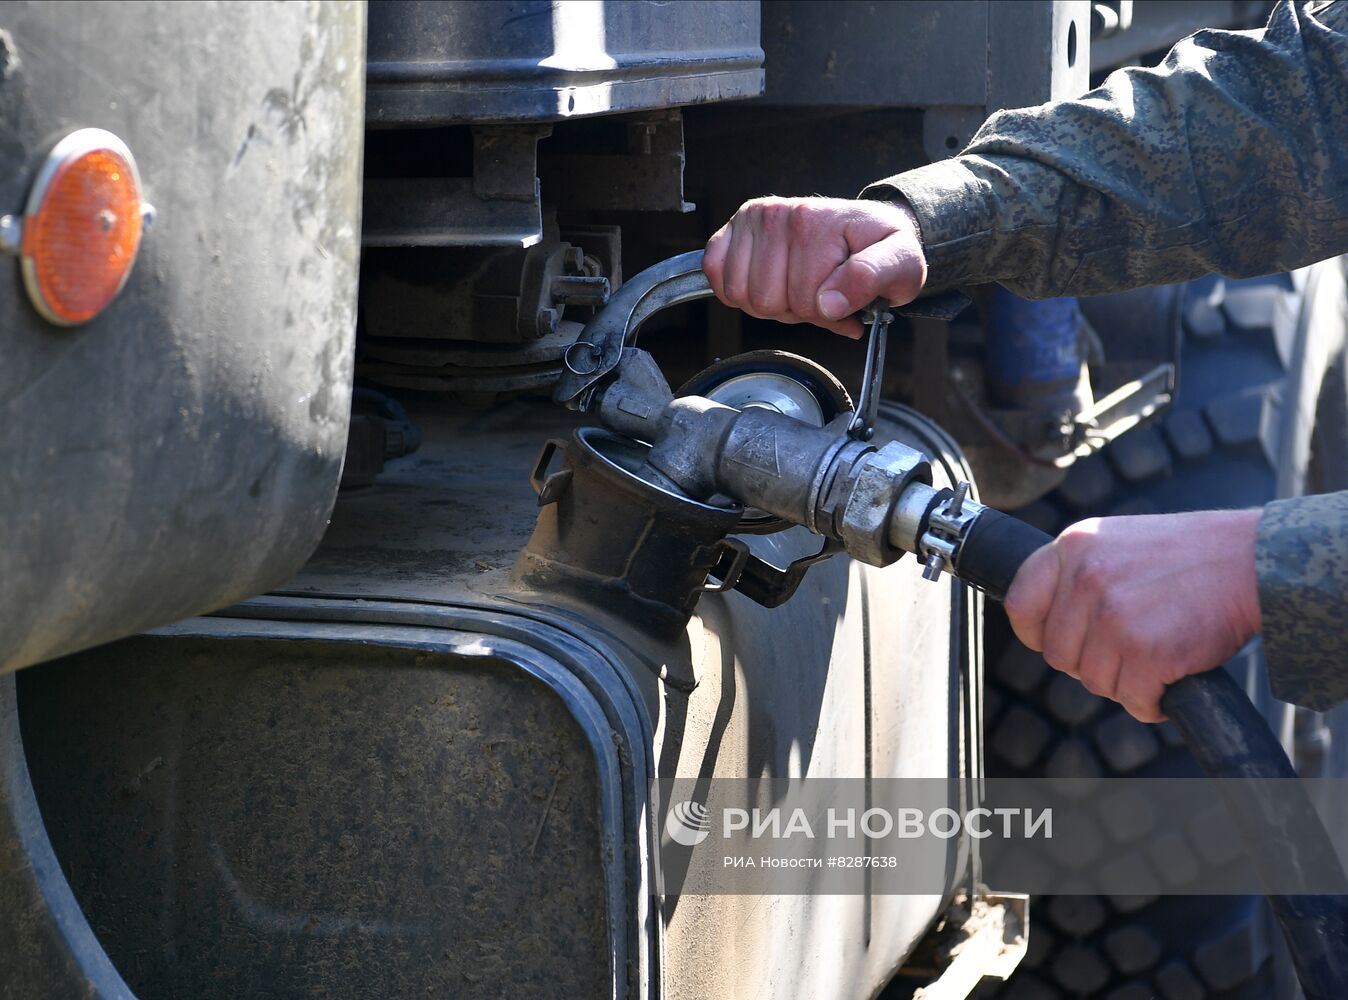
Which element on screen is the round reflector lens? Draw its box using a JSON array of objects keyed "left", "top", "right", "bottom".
[{"left": 20, "top": 129, "right": 145, "bottom": 326}]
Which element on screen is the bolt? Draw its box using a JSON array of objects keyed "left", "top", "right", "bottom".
[
  {"left": 922, "top": 551, "right": 945, "bottom": 581},
  {"left": 950, "top": 480, "right": 969, "bottom": 517},
  {"left": 97, "top": 209, "right": 116, "bottom": 231},
  {"left": 536, "top": 306, "right": 559, "bottom": 336},
  {"left": 141, "top": 202, "right": 157, "bottom": 232}
]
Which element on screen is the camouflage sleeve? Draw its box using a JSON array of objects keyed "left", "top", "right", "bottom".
[
  {"left": 1256, "top": 492, "right": 1348, "bottom": 711},
  {"left": 861, "top": 1, "right": 1348, "bottom": 297}
]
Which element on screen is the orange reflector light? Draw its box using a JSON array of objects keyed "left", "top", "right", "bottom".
[{"left": 18, "top": 129, "right": 147, "bottom": 326}]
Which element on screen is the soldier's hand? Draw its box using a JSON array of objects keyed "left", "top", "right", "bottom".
[
  {"left": 1004, "top": 510, "right": 1264, "bottom": 724},
  {"left": 702, "top": 196, "right": 927, "bottom": 339}
]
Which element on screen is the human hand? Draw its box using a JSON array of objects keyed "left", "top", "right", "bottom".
[
  {"left": 702, "top": 196, "right": 927, "bottom": 339},
  {"left": 1004, "top": 510, "right": 1263, "bottom": 723}
]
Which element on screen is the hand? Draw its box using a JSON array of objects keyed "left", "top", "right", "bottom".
[
  {"left": 1004, "top": 510, "right": 1264, "bottom": 723},
  {"left": 702, "top": 196, "right": 927, "bottom": 339}
]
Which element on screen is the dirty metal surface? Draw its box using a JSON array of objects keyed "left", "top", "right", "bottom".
[
  {"left": 292, "top": 400, "right": 578, "bottom": 602},
  {"left": 0, "top": 674, "right": 134, "bottom": 998},
  {"left": 539, "top": 111, "right": 694, "bottom": 212},
  {"left": 362, "top": 124, "right": 550, "bottom": 248},
  {"left": 288, "top": 399, "right": 979, "bottom": 999},
  {"left": 515, "top": 427, "right": 747, "bottom": 636},
  {"left": 366, "top": 0, "right": 763, "bottom": 125},
  {"left": 17, "top": 630, "right": 614, "bottom": 1000},
  {"left": 0, "top": 0, "right": 365, "bottom": 673},
  {"left": 758, "top": 0, "right": 1091, "bottom": 161},
  {"left": 9, "top": 397, "right": 980, "bottom": 999}
]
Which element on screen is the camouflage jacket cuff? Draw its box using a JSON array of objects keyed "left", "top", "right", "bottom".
[
  {"left": 1256, "top": 492, "right": 1348, "bottom": 711},
  {"left": 859, "top": 159, "right": 1000, "bottom": 294}
]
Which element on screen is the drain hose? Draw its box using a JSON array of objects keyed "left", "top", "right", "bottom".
[{"left": 957, "top": 510, "right": 1348, "bottom": 999}]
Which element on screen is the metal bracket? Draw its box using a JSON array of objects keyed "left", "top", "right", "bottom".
[
  {"left": 702, "top": 537, "right": 752, "bottom": 593},
  {"left": 906, "top": 892, "right": 1029, "bottom": 999},
  {"left": 539, "top": 111, "right": 694, "bottom": 213},
  {"left": 922, "top": 106, "right": 988, "bottom": 164},
  {"left": 1069, "top": 361, "right": 1174, "bottom": 460},
  {"left": 721, "top": 537, "right": 845, "bottom": 609},
  {"left": 529, "top": 438, "right": 574, "bottom": 506},
  {"left": 362, "top": 126, "right": 551, "bottom": 248}
]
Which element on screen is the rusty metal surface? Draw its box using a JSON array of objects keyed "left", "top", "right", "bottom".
[{"left": 0, "top": 1, "right": 365, "bottom": 674}]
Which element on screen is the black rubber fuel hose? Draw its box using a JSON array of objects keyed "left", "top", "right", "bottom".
[
  {"left": 951, "top": 508, "right": 1052, "bottom": 600},
  {"left": 956, "top": 507, "right": 1348, "bottom": 999}
]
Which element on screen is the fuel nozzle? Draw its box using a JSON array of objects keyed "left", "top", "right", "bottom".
[
  {"left": 563, "top": 247, "right": 1054, "bottom": 602},
  {"left": 552, "top": 257, "right": 1348, "bottom": 999}
]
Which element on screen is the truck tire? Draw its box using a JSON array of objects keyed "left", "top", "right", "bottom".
[{"left": 982, "top": 259, "right": 1348, "bottom": 1000}]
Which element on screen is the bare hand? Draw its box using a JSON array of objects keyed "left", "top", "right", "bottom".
[
  {"left": 1004, "top": 510, "right": 1263, "bottom": 723},
  {"left": 702, "top": 196, "right": 927, "bottom": 338}
]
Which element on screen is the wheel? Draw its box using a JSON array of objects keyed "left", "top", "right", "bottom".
[{"left": 982, "top": 259, "right": 1348, "bottom": 1000}]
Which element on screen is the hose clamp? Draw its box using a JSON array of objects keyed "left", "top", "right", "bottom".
[{"left": 919, "top": 481, "right": 985, "bottom": 580}]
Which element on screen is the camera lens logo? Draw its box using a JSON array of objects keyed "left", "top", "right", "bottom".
[{"left": 666, "top": 799, "right": 712, "bottom": 847}]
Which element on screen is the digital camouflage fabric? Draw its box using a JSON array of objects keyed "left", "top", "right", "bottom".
[
  {"left": 1258, "top": 493, "right": 1348, "bottom": 709},
  {"left": 862, "top": 1, "right": 1348, "bottom": 709}
]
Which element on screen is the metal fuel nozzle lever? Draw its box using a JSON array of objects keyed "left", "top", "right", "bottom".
[
  {"left": 555, "top": 249, "right": 971, "bottom": 413},
  {"left": 849, "top": 303, "right": 892, "bottom": 442}
]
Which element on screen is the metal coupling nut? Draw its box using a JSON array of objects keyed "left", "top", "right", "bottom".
[{"left": 836, "top": 440, "right": 932, "bottom": 567}]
